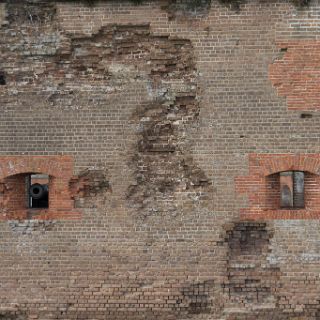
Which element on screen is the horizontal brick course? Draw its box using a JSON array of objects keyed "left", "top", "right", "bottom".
[
  {"left": 0, "top": 0, "right": 320, "bottom": 319},
  {"left": 236, "top": 154, "right": 320, "bottom": 220},
  {"left": 0, "top": 156, "right": 79, "bottom": 220},
  {"left": 269, "top": 41, "right": 320, "bottom": 111}
]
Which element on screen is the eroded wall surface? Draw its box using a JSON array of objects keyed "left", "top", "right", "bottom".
[{"left": 1, "top": 1, "right": 320, "bottom": 319}]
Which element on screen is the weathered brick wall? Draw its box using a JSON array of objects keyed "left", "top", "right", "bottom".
[
  {"left": 236, "top": 154, "right": 320, "bottom": 219},
  {"left": 1, "top": 1, "right": 320, "bottom": 319},
  {"left": 0, "top": 156, "right": 79, "bottom": 220}
]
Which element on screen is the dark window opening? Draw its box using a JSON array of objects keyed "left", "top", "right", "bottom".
[
  {"left": 27, "top": 174, "right": 49, "bottom": 209},
  {"left": 300, "top": 113, "right": 313, "bottom": 119},
  {"left": 0, "top": 72, "right": 6, "bottom": 85},
  {"left": 280, "top": 171, "right": 304, "bottom": 209}
]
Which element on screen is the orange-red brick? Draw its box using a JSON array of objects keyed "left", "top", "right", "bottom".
[
  {"left": 236, "top": 154, "right": 320, "bottom": 220},
  {"left": 0, "top": 156, "right": 80, "bottom": 220},
  {"left": 269, "top": 41, "right": 320, "bottom": 110}
]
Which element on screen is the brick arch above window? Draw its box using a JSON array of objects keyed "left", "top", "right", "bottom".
[
  {"left": 0, "top": 156, "right": 71, "bottom": 179},
  {"left": 0, "top": 156, "right": 80, "bottom": 221},
  {"left": 258, "top": 155, "right": 320, "bottom": 177},
  {"left": 235, "top": 154, "right": 320, "bottom": 220}
]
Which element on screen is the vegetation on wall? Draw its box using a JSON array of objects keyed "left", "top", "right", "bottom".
[
  {"left": 79, "top": 0, "right": 311, "bottom": 9},
  {"left": 291, "top": 0, "right": 310, "bottom": 5},
  {"left": 172, "top": 0, "right": 311, "bottom": 9},
  {"left": 65, "top": 0, "right": 312, "bottom": 9}
]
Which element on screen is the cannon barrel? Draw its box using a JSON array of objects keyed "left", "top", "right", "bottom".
[{"left": 29, "top": 183, "right": 48, "bottom": 200}]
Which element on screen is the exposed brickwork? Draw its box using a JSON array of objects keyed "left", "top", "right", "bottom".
[
  {"left": 236, "top": 154, "right": 320, "bottom": 220},
  {"left": 123, "top": 25, "right": 211, "bottom": 216},
  {"left": 269, "top": 41, "right": 320, "bottom": 110},
  {"left": 1, "top": 0, "right": 320, "bottom": 319},
  {"left": 163, "top": 0, "right": 212, "bottom": 20},
  {"left": 0, "top": 156, "right": 79, "bottom": 220},
  {"left": 70, "top": 168, "right": 110, "bottom": 209}
]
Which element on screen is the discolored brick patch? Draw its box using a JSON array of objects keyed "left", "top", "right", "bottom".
[{"left": 269, "top": 41, "right": 320, "bottom": 111}]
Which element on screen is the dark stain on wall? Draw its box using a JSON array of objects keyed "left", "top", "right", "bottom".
[
  {"left": 180, "top": 280, "right": 215, "bottom": 314},
  {"left": 223, "top": 222, "right": 281, "bottom": 305}
]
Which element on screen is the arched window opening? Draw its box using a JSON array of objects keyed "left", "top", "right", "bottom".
[
  {"left": 280, "top": 171, "right": 304, "bottom": 209},
  {"left": 0, "top": 155, "right": 79, "bottom": 220}
]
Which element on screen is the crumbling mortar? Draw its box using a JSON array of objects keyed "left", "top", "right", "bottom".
[
  {"left": 70, "top": 168, "right": 111, "bottom": 208},
  {"left": 6, "top": 1, "right": 56, "bottom": 25},
  {"left": 7, "top": 219, "right": 56, "bottom": 233},
  {"left": 123, "top": 25, "right": 211, "bottom": 217}
]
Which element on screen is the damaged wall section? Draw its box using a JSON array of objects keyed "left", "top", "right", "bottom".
[
  {"left": 223, "top": 222, "right": 280, "bottom": 309},
  {"left": 222, "top": 221, "right": 320, "bottom": 319},
  {"left": 3, "top": 1, "right": 320, "bottom": 320},
  {"left": 121, "top": 25, "right": 211, "bottom": 216}
]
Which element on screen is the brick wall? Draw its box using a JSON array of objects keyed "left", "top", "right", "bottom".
[
  {"left": 269, "top": 41, "right": 320, "bottom": 110},
  {"left": 236, "top": 154, "right": 320, "bottom": 219},
  {"left": 0, "top": 156, "right": 79, "bottom": 220},
  {"left": 1, "top": 1, "right": 320, "bottom": 319}
]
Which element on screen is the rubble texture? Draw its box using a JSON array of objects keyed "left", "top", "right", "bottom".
[{"left": 1, "top": 0, "right": 320, "bottom": 319}]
